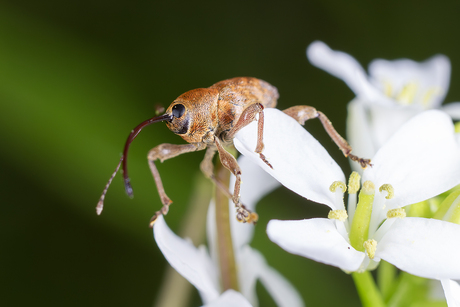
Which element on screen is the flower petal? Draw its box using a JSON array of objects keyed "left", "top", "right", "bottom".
[
  {"left": 346, "top": 99, "right": 378, "bottom": 166},
  {"left": 441, "top": 102, "right": 460, "bottom": 120},
  {"left": 203, "top": 289, "right": 252, "bottom": 307},
  {"left": 367, "top": 104, "right": 422, "bottom": 150},
  {"left": 153, "top": 215, "right": 220, "bottom": 303},
  {"left": 267, "top": 218, "right": 365, "bottom": 271},
  {"left": 363, "top": 110, "right": 460, "bottom": 209},
  {"left": 229, "top": 155, "right": 280, "bottom": 211},
  {"left": 441, "top": 279, "right": 460, "bottom": 307},
  {"left": 307, "top": 41, "right": 368, "bottom": 97},
  {"left": 377, "top": 217, "right": 460, "bottom": 280},
  {"left": 368, "top": 55, "right": 451, "bottom": 108},
  {"left": 234, "top": 108, "right": 344, "bottom": 209},
  {"left": 238, "top": 246, "right": 304, "bottom": 307}
]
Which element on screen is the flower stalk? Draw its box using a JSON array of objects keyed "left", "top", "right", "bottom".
[
  {"left": 215, "top": 159, "right": 239, "bottom": 292},
  {"left": 352, "top": 271, "right": 385, "bottom": 307}
]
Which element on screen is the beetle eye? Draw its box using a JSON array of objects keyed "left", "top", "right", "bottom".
[{"left": 172, "top": 104, "right": 186, "bottom": 118}]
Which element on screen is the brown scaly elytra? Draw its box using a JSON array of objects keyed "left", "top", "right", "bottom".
[{"left": 97, "top": 77, "right": 371, "bottom": 227}]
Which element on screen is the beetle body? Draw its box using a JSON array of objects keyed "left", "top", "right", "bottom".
[
  {"left": 97, "top": 77, "right": 370, "bottom": 227},
  {"left": 166, "top": 77, "right": 278, "bottom": 145}
]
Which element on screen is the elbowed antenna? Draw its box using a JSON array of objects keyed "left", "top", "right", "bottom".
[{"left": 96, "top": 113, "right": 173, "bottom": 215}]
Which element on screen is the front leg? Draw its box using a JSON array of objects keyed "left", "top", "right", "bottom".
[
  {"left": 214, "top": 137, "right": 258, "bottom": 224},
  {"left": 148, "top": 143, "right": 206, "bottom": 226},
  {"left": 224, "top": 103, "right": 272, "bottom": 169},
  {"left": 283, "top": 105, "right": 372, "bottom": 168}
]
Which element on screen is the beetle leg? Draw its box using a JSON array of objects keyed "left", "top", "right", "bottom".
[
  {"left": 225, "top": 102, "right": 272, "bottom": 169},
  {"left": 148, "top": 143, "right": 206, "bottom": 227},
  {"left": 200, "top": 146, "right": 232, "bottom": 199},
  {"left": 213, "top": 137, "right": 258, "bottom": 224},
  {"left": 283, "top": 106, "right": 372, "bottom": 168}
]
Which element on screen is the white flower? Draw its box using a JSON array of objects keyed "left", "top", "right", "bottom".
[
  {"left": 441, "top": 280, "right": 460, "bottom": 307},
  {"left": 234, "top": 108, "right": 460, "bottom": 305},
  {"left": 153, "top": 154, "right": 302, "bottom": 307},
  {"left": 306, "top": 41, "right": 460, "bottom": 159}
]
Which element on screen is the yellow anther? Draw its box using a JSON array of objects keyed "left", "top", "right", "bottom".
[
  {"left": 330, "top": 181, "right": 347, "bottom": 193},
  {"left": 379, "top": 184, "right": 395, "bottom": 199},
  {"left": 328, "top": 210, "right": 348, "bottom": 222},
  {"left": 348, "top": 172, "right": 361, "bottom": 194},
  {"left": 455, "top": 122, "right": 460, "bottom": 134},
  {"left": 364, "top": 239, "right": 377, "bottom": 259},
  {"left": 422, "top": 87, "right": 441, "bottom": 107},
  {"left": 383, "top": 80, "right": 393, "bottom": 97},
  {"left": 387, "top": 208, "right": 406, "bottom": 219},
  {"left": 397, "top": 82, "right": 418, "bottom": 105},
  {"left": 361, "top": 181, "right": 375, "bottom": 195}
]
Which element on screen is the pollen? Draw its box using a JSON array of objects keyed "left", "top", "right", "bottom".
[
  {"left": 328, "top": 209, "right": 348, "bottom": 222},
  {"left": 364, "top": 239, "right": 377, "bottom": 259},
  {"left": 379, "top": 184, "right": 395, "bottom": 199},
  {"left": 348, "top": 172, "right": 361, "bottom": 194},
  {"left": 330, "top": 181, "right": 347, "bottom": 193},
  {"left": 387, "top": 208, "right": 406, "bottom": 219}
]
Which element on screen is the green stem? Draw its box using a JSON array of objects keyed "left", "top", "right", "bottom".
[
  {"left": 387, "top": 272, "right": 428, "bottom": 307},
  {"left": 352, "top": 271, "right": 386, "bottom": 307},
  {"left": 378, "top": 260, "right": 397, "bottom": 301},
  {"left": 215, "top": 160, "right": 239, "bottom": 291}
]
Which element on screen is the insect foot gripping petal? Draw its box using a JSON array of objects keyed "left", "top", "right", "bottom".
[
  {"left": 348, "top": 154, "right": 372, "bottom": 169},
  {"left": 149, "top": 203, "right": 172, "bottom": 228},
  {"left": 236, "top": 204, "right": 258, "bottom": 224}
]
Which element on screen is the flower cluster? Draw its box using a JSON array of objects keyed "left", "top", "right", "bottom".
[{"left": 152, "top": 42, "right": 460, "bottom": 306}]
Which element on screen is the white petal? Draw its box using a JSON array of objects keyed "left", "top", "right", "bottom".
[
  {"left": 367, "top": 104, "right": 421, "bottom": 150},
  {"left": 267, "top": 218, "right": 365, "bottom": 271},
  {"left": 377, "top": 217, "right": 460, "bottom": 280},
  {"left": 441, "top": 279, "right": 460, "bottom": 307},
  {"left": 307, "top": 41, "right": 368, "bottom": 97},
  {"left": 363, "top": 110, "right": 460, "bottom": 209},
  {"left": 368, "top": 55, "right": 451, "bottom": 108},
  {"left": 229, "top": 156, "right": 281, "bottom": 249},
  {"left": 234, "top": 108, "right": 344, "bottom": 209},
  {"left": 441, "top": 102, "right": 460, "bottom": 120},
  {"left": 203, "top": 289, "right": 252, "bottom": 307},
  {"left": 229, "top": 155, "right": 280, "bottom": 211},
  {"left": 153, "top": 215, "right": 220, "bottom": 303},
  {"left": 346, "top": 99, "right": 377, "bottom": 168},
  {"left": 238, "top": 246, "right": 304, "bottom": 307}
]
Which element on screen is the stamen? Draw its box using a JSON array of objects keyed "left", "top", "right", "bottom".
[
  {"left": 379, "top": 184, "right": 394, "bottom": 199},
  {"left": 348, "top": 172, "right": 361, "bottom": 194},
  {"left": 330, "top": 181, "right": 347, "bottom": 193},
  {"left": 364, "top": 239, "right": 377, "bottom": 259},
  {"left": 397, "top": 82, "right": 418, "bottom": 105},
  {"left": 455, "top": 122, "right": 460, "bottom": 134},
  {"left": 387, "top": 208, "right": 406, "bottom": 219},
  {"left": 422, "top": 87, "right": 441, "bottom": 107},
  {"left": 383, "top": 81, "right": 393, "bottom": 97},
  {"left": 328, "top": 210, "right": 348, "bottom": 222}
]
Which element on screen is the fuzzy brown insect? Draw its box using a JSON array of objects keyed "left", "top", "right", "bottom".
[{"left": 97, "top": 77, "right": 371, "bottom": 227}]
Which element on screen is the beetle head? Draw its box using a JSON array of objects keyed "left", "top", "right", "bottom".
[{"left": 165, "top": 88, "right": 219, "bottom": 143}]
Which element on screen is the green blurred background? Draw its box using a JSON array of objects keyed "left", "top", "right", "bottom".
[{"left": 1, "top": 1, "right": 459, "bottom": 306}]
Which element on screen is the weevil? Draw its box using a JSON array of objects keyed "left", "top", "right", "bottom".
[{"left": 97, "top": 77, "right": 371, "bottom": 227}]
